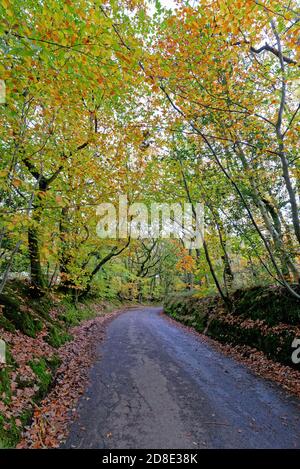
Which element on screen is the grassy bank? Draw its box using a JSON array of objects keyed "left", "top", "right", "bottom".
[
  {"left": 0, "top": 280, "right": 127, "bottom": 448},
  {"left": 164, "top": 285, "right": 300, "bottom": 369}
]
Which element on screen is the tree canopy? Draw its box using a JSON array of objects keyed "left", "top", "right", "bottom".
[{"left": 1, "top": 0, "right": 299, "bottom": 303}]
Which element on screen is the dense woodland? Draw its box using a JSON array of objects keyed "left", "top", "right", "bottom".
[
  {"left": 0, "top": 0, "right": 300, "bottom": 450},
  {"left": 0, "top": 0, "right": 299, "bottom": 305}
]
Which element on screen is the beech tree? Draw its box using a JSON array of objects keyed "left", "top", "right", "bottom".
[{"left": 1, "top": 0, "right": 299, "bottom": 302}]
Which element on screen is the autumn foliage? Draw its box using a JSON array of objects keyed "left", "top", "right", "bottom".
[{"left": 0, "top": 0, "right": 300, "bottom": 448}]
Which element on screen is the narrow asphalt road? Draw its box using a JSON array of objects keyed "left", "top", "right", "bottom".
[{"left": 65, "top": 307, "right": 300, "bottom": 449}]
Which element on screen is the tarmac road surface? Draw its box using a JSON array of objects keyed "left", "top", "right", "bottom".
[{"left": 65, "top": 306, "right": 300, "bottom": 449}]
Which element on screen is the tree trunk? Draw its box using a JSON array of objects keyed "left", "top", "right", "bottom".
[{"left": 28, "top": 225, "right": 45, "bottom": 294}]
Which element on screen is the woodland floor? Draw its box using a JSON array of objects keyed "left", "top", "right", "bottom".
[{"left": 63, "top": 306, "right": 300, "bottom": 449}]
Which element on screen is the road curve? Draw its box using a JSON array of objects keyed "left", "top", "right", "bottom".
[{"left": 65, "top": 307, "right": 300, "bottom": 449}]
